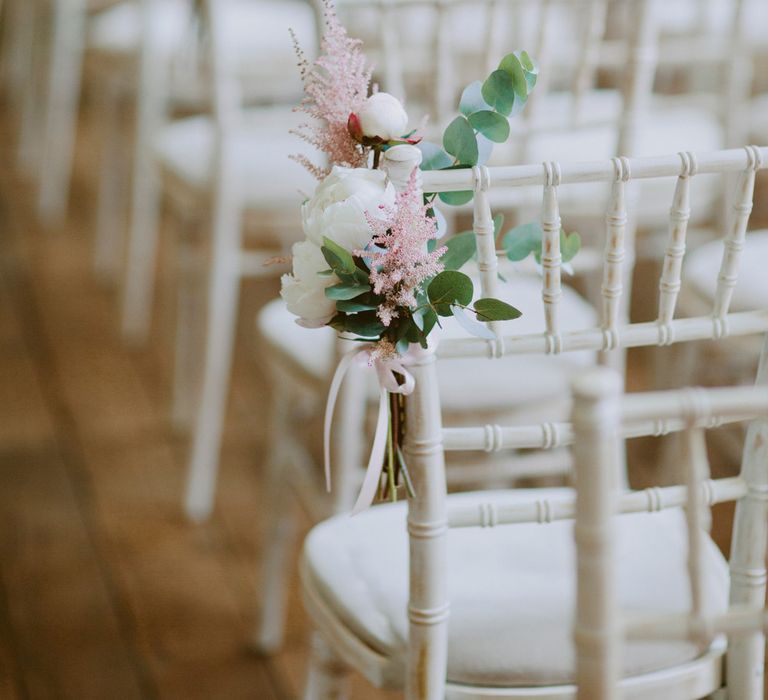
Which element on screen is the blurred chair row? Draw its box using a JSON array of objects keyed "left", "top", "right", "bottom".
[{"left": 2, "top": 0, "right": 768, "bottom": 687}]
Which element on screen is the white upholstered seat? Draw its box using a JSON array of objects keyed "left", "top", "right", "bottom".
[
  {"left": 302, "top": 488, "right": 729, "bottom": 687},
  {"left": 684, "top": 230, "right": 768, "bottom": 310},
  {"left": 155, "top": 107, "right": 319, "bottom": 209},
  {"left": 258, "top": 271, "right": 597, "bottom": 413}
]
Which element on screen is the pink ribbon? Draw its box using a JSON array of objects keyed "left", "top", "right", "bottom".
[{"left": 324, "top": 345, "right": 416, "bottom": 514}]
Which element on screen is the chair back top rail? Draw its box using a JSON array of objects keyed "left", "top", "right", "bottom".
[{"left": 420, "top": 146, "right": 767, "bottom": 193}]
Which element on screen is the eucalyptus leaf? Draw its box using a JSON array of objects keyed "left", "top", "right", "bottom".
[
  {"left": 503, "top": 221, "right": 542, "bottom": 261},
  {"left": 440, "top": 232, "right": 477, "bottom": 271},
  {"left": 443, "top": 116, "right": 479, "bottom": 166},
  {"left": 438, "top": 190, "right": 474, "bottom": 206},
  {"left": 325, "top": 283, "right": 371, "bottom": 300},
  {"left": 499, "top": 53, "right": 529, "bottom": 99},
  {"left": 335, "top": 298, "right": 379, "bottom": 312},
  {"left": 427, "top": 270, "right": 474, "bottom": 316},
  {"left": 343, "top": 311, "right": 385, "bottom": 338},
  {"left": 418, "top": 141, "right": 454, "bottom": 171},
  {"left": 321, "top": 237, "right": 356, "bottom": 275},
  {"left": 561, "top": 230, "right": 582, "bottom": 263},
  {"left": 481, "top": 69, "right": 516, "bottom": 116},
  {"left": 468, "top": 110, "right": 510, "bottom": 143},
  {"left": 477, "top": 133, "right": 493, "bottom": 166},
  {"left": 459, "top": 80, "right": 491, "bottom": 116},
  {"left": 451, "top": 304, "right": 496, "bottom": 339},
  {"left": 474, "top": 298, "right": 522, "bottom": 322}
]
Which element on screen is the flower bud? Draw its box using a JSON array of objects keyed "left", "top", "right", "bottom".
[{"left": 357, "top": 92, "right": 408, "bottom": 142}]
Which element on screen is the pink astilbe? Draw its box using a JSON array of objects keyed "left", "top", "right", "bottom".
[
  {"left": 291, "top": 1, "right": 372, "bottom": 178},
  {"left": 361, "top": 170, "right": 446, "bottom": 326}
]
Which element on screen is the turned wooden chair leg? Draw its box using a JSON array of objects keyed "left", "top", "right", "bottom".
[
  {"left": 302, "top": 632, "right": 349, "bottom": 700},
  {"left": 252, "top": 382, "right": 297, "bottom": 653},
  {"left": 183, "top": 176, "right": 243, "bottom": 520},
  {"left": 93, "top": 77, "right": 127, "bottom": 284},
  {"left": 171, "top": 215, "right": 205, "bottom": 434},
  {"left": 37, "top": 0, "right": 85, "bottom": 225}
]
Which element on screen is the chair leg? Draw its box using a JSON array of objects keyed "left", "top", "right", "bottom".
[
  {"left": 183, "top": 195, "right": 242, "bottom": 521},
  {"left": 252, "top": 382, "right": 297, "bottom": 654},
  {"left": 302, "top": 632, "right": 349, "bottom": 700},
  {"left": 15, "top": 0, "right": 43, "bottom": 174},
  {"left": 37, "top": 0, "right": 85, "bottom": 225},
  {"left": 93, "top": 78, "right": 127, "bottom": 283},
  {"left": 171, "top": 215, "right": 205, "bottom": 433},
  {"left": 120, "top": 32, "right": 168, "bottom": 344}
]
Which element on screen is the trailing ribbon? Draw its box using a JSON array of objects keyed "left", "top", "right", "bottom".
[{"left": 324, "top": 345, "right": 416, "bottom": 514}]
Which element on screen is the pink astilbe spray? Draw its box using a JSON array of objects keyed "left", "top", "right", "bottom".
[
  {"left": 361, "top": 170, "right": 446, "bottom": 326},
  {"left": 291, "top": 0, "right": 372, "bottom": 178}
]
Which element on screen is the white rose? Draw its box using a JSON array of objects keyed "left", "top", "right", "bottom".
[
  {"left": 280, "top": 241, "right": 337, "bottom": 328},
  {"left": 358, "top": 92, "right": 409, "bottom": 141},
  {"left": 302, "top": 166, "right": 396, "bottom": 251}
]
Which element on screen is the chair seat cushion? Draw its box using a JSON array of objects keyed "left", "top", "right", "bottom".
[
  {"left": 302, "top": 488, "right": 729, "bottom": 687},
  {"left": 258, "top": 271, "right": 597, "bottom": 413},
  {"left": 155, "top": 107, "right": 319, "bottom": 209},
  {"left": 683, "top": 230, "right": 768, "bottom": 311}
]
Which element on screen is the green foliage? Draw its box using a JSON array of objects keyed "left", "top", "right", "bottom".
[
  {"left": 418, "top": 141, "right": 453, "bottom": 171},
  {"left": 321, "top": 237, "right": 357, "bottom": 276},
  {"left": 481, "top": 69, "right": 516, "bottom": 116},
  {"left": 474, "top": 298, "right": 522, "bottom": 322},
  {"left": 468, "top": 110, "right": 510, "bottom": 143},
  {"left": 427, "top": 270, "right": 474, "bottom": 316},
  {"left": 459, "top": 80, "right": 491, "bottom": 116},
  {"left": 442, "top": 116, "right": 478, "bottom": 166},
  {"left": 439, "top": 232, "right": 477, "bottom": 271},
  {"left": 438, "top": 190, "right": 474, "bottom": 206},
  {"left": 325, "top": 282, "right": 371, "bottom": 300},
  {"left": 503, "top": 222, "right": 582, "bottom": 264}
]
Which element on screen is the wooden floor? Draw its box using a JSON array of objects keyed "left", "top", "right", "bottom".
[
  {"left": 0, "top": 98, "right": 402, "bottom": 699},
  {"left": 0, "top": 92, "right": 765, "bottom": 697}
]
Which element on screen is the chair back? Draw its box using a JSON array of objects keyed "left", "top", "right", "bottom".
[
  {"left": 335, "top": 0, "right": 658, "bottom": 161},
  {"left": 572, "top": 363, "right": 768, "bottom": 699},
  {"left": 378, "top": 143, "right": 768, "bottom": 698}
]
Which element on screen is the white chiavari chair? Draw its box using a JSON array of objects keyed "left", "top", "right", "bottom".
[
  {"left": 250, "top": 0, "right": 662, "bottom": 654},
  {"left": 93, "top": 0, "right": 317, "bottom": 285},
  {"left": 13, "top": 0, "right": 192, "bottom": 226},
  {"left": 297, "top": 143, "right": 767, "bottom": 699},
  {"left": 570, "top": 365, "right": 768, "bottom": 700},
  {"left": 135, "top": 0, "right": 320, "bottom": 524}
]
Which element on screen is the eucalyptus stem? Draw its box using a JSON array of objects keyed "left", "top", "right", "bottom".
[
  {"left": 372, "top": 146, "right": 382, "bottom": 169},
  {"left": 386, "top": 395, "right": 397, "bottom": 502}
]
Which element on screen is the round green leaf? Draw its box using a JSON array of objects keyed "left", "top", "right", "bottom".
[
  {"left": 474, "top": 298, "right": 522, "bottom": 322},
  {"left": 438, "top": 190, "right": 474, "bottom": 206},
  {"left": 499, "top": 53, "right": 529, "bottom": 99},
  {"left": 439, "top": 232, "right": 477, "bottom": 271},
  {"left": 459, "top": 80, "right": 490, "bottom": 117},
  {"left": 467, "top": 110, "right": 510, "bottom": 143},
  {"left": 481, "top": 69, "right": 516, "bottom": 117},
  {"left": 427, "top": 270, "right": 474, "bottom": 316},
  {"left": 442, "top": 116, "right": 478, "bottom": 166},
  {"left": 418, "top": 141, "right": 454, "bottom": 171},
  {"left": 503, "top": 221, "right": 542, "bottom": 261}
]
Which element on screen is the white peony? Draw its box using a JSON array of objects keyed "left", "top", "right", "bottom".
[
  {"left": 280, "top": 241, "right": 338, "bottom": 328},
  {"left": 357, "top": 92, "right": 409, "bottom": 141},
  {"left": 302, "top": 166, "right": 396, "bottom": 252}
]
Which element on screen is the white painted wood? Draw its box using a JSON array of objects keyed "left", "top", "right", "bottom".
[
  {"left": 726, "top": 334, "right": 768, "bottom": 700},
  {"left": 572, "top": 369, "right": 622, "bottom": 700},
  {"left": 301, "top": 142, "right": 768, "bottom": 699},
  {"left": 37, "top": 0, "right": 87, "bottom": 225}
]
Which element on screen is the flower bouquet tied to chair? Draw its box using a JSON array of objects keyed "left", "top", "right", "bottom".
[{"left": 281, "top": 0, "right": 554, "bottom": 512}]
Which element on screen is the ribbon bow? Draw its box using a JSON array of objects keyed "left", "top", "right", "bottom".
[{"left": 324, "top": 345, "right": 416, "bottom": 514}]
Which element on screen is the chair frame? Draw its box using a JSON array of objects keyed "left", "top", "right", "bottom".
[{"left": 299, "top": 143, "right": 767, "bottom": 700}]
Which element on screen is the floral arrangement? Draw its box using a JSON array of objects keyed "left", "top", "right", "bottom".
[{"left": 281, "top": 1, "right": 563, "bottom": 510}]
